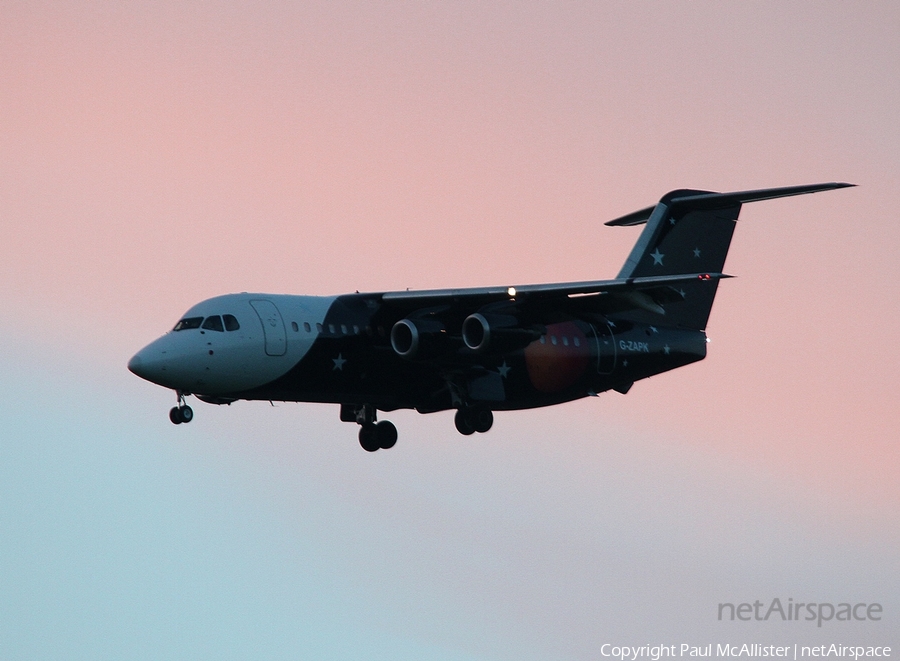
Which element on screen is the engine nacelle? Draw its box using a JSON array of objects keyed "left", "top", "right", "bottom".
[
  {"left": 390, "top": 318, "right": 448, "bottom": 359},
  {"left": 461, "top": 313, "right": 541, "bottom": 353}
]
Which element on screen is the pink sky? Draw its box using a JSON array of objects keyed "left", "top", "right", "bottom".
[
  {"left": 3, "top": 1, "right": 896, "bottom": 497},
  {"left": 1, "top": 2, "right": 897, "bottom": 655}
]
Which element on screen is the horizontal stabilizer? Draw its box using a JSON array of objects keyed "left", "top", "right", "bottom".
[
  {"left": 605, "top": 205, "right": 656, "bottom": 227},
  {"left": 605, "top": 182, "right": 854, "bottom": 226},
  {"left": 609, "top": 181, "right": 852, "bottom": 328},
  {"left": 666, "top": 182, "right": 855, "bottom": 211}
]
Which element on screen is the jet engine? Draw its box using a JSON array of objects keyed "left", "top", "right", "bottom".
[
  {"left": 390, "top": 318, "right": 449, "bottom": 359},
  {"left": 461, "top": 313, "right": 542, "bottom": 353}
]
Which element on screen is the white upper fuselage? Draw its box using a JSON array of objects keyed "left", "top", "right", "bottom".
[{"left": 128, "top": 293, "right": 335, "bottom": 395}]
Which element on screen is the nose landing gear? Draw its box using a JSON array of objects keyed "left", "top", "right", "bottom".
[
  {"left": 169, "top": 406, "right": 193, "bottom": 424},
  {"left": 169, "top": 391, "right": 194, "bottom": 425}
]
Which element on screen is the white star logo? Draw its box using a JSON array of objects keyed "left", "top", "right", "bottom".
[
  {"left": 622, "top": 359, "right": 628, "bottom": 367},
  {"left": 663, "top": 344, "right": 671, "bottom": 355},
  {"left": 669, "top": 217, "right": 677, "bottom": 225},
  {"left": 332, "top": 353, "right": 347, "bottom": 371},
  {"left": 497, "top": 361, "right": 511, "bottom": 378},
  {"left": 650, "top": 249, "right": 664, "bottom": 266},
  {"left": 678, "top": 289, "right": 686, "bottom": 298},
  {"left": 649, "top": 326, "right": 658, "bottom": 333},
  {"left": 693, "top": 247, "right": 701, "bottom": 258}
]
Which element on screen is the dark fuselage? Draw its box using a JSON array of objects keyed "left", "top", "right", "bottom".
[{"left": 129, "top": 291, "right": 707, "bottom": 415}]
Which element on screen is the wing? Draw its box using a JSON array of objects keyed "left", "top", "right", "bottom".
[{"left": 379, "top": 272, "right": 730, "bottom": 318}]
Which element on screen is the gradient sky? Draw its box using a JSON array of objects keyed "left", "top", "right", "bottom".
[{"left": 1, "top": 2, "right": 898, "bottom": 659}]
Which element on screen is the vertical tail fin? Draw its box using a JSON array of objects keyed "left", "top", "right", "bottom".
[{"left": 606, "top": 183, "right": 853, "bottom": 330}]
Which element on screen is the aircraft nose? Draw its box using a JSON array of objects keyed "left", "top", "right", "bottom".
[
  {"left": 128, "top": 345, "right": 171, "bottom": 386},
  {"left": 128, "top": 351, "right": 150, "bottom": 380},
  {"left": 128, "top": 337, "right": 199, "bottom": 390}
]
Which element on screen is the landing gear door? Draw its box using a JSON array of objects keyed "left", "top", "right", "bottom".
[
  {"left": 250, "top": 299, "right": 287, "bottom": 356},
  {"left": 593, "top": 321, "right": 616, "bottom": 374}
]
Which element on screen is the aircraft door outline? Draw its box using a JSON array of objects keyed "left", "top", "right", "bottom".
[
  {"left": 250, "top": 299, "right": 287, "bottom": 356},
  {"left": 591, "top": 321, "right": 616, "bottom": 374}
]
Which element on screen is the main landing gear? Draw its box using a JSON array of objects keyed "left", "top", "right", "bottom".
[
  {"left": 341, "top": 403, "right": 397, "bottom": 452},
  {"left": 358, "top": 420, "right": 398, "bottom": 453},
  {"left": 169, "top": 391, "right": 193, "bottom": 425},
  {"left": 454, "top": 408, "right": 493, "bottom": 436}
]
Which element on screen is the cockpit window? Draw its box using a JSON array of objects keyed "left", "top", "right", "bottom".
[
  {"left": 173, "top": 317, "right": 203, "bottom": 331},
  {"left": 223, "top": 314, "right": 240, "bottom": 331},
  {"left": 202, "top": 315, "right": 225, "bottom": 332}
]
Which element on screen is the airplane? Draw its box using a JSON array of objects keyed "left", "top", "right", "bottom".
[{"left": 128, "top": 182, "right": 851, "bottom": 451}]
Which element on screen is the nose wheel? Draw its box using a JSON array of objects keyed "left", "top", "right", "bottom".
[
  {"left": 169, "top": 391, "right": 194, "bottom": 425},
  {"left": 169, "top": 405, "right": 193, "bottom": 424}
]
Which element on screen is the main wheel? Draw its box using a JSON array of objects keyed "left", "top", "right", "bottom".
[
  {"left": 473, "top": 409, "right": 493, "bottom": 433},
  {"left": 454, "top": 409, "right": 475, "bottom": 436},
  {"left": 359, "top": 425, "right": 380, "bottom": 452},
  {"left": 169, "top": 407, "right": 183, "bottom": 425},
  {"left": 179, "top": 405, "right": 194, "bottom": 423},
  {"left": 375, "top": 420, "right": 398, "bottom": 449}
]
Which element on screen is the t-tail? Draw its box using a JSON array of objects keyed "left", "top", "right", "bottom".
[{"left": 605, "top": 182, "right": 854, "bottom": 330}]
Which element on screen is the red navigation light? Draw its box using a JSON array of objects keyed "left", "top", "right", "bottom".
[{"left": 698, "top": 273, "right": 711, "bottom": 281}]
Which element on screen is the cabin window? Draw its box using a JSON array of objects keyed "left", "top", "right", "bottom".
[
  {"left": 201, "top": 315, "right": 224, "bottom": 332},
  {"left": 573, "top": 337, "right": 580, "bottom": 347},
  {"left": 173, "top": 317, "right": 204, "bottom": 331},
  {"left": 291, "top": 321, "right": 299, "bottom": 332},
  {"left": 353, "top": 325, "right": 360, "bottom": 335},
  {"left": 562, "top": 337, "right": 569, "bottom": 346},
  {"left": 551, "top": 336, "right": 558, "bottom": 346},
  {"left": 223, "top": 314, "right": 240, "bottom": 331},
  {"left": 304, "top": 322, "right": 311, "bottom": 332},
  {"left": 540, "top": 336, "right": 546, "bottom": 344},
  {"left": 340, "top": 324, "right": 348, "bottom": 335},
  {"left": 328, "top": 324, "right": 336, "bottom": 334}
]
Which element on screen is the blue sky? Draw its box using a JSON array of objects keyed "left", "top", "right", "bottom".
[{"left": 1, "top": 324, "right": 895, "bottom": 659}]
